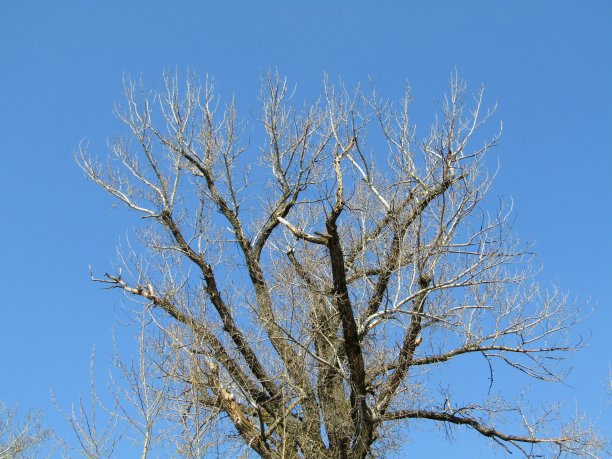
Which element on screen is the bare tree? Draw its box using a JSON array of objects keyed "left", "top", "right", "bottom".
[
  {"left": 0, "top": 402, "right": 53, "bottom": 459},
  {"left": 54, "top": 350, "right": 122, "bottom": 459},
  {"left": 78, "top": 71, "right": 603, "bottom": 458},
  {"left": 56, "top": 316, "right": 224, "bottom": 458}
]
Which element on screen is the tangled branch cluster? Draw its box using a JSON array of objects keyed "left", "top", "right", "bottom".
[{"left": 78, "top": 71, "right": 602, "bottom": 458}]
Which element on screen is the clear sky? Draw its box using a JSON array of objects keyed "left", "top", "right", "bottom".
[{"left": 1, "top": 1, "right": 610, "bottom": 457}]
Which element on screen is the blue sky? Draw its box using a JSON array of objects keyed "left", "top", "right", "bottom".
[{"left": 1, "top": 1, "right": 610, "bottom": 457}]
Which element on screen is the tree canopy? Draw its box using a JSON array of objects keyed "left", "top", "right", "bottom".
[{"left": 72, "top": 72, "right": 603, "bottom": 458}]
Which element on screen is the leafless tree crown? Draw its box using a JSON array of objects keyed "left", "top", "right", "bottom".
[
  {"left": 0, "top": 402, "right": 53, "bottom": 459},
  {"left": 78, "top": 71, "right": 603, "bottom": 458}
]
